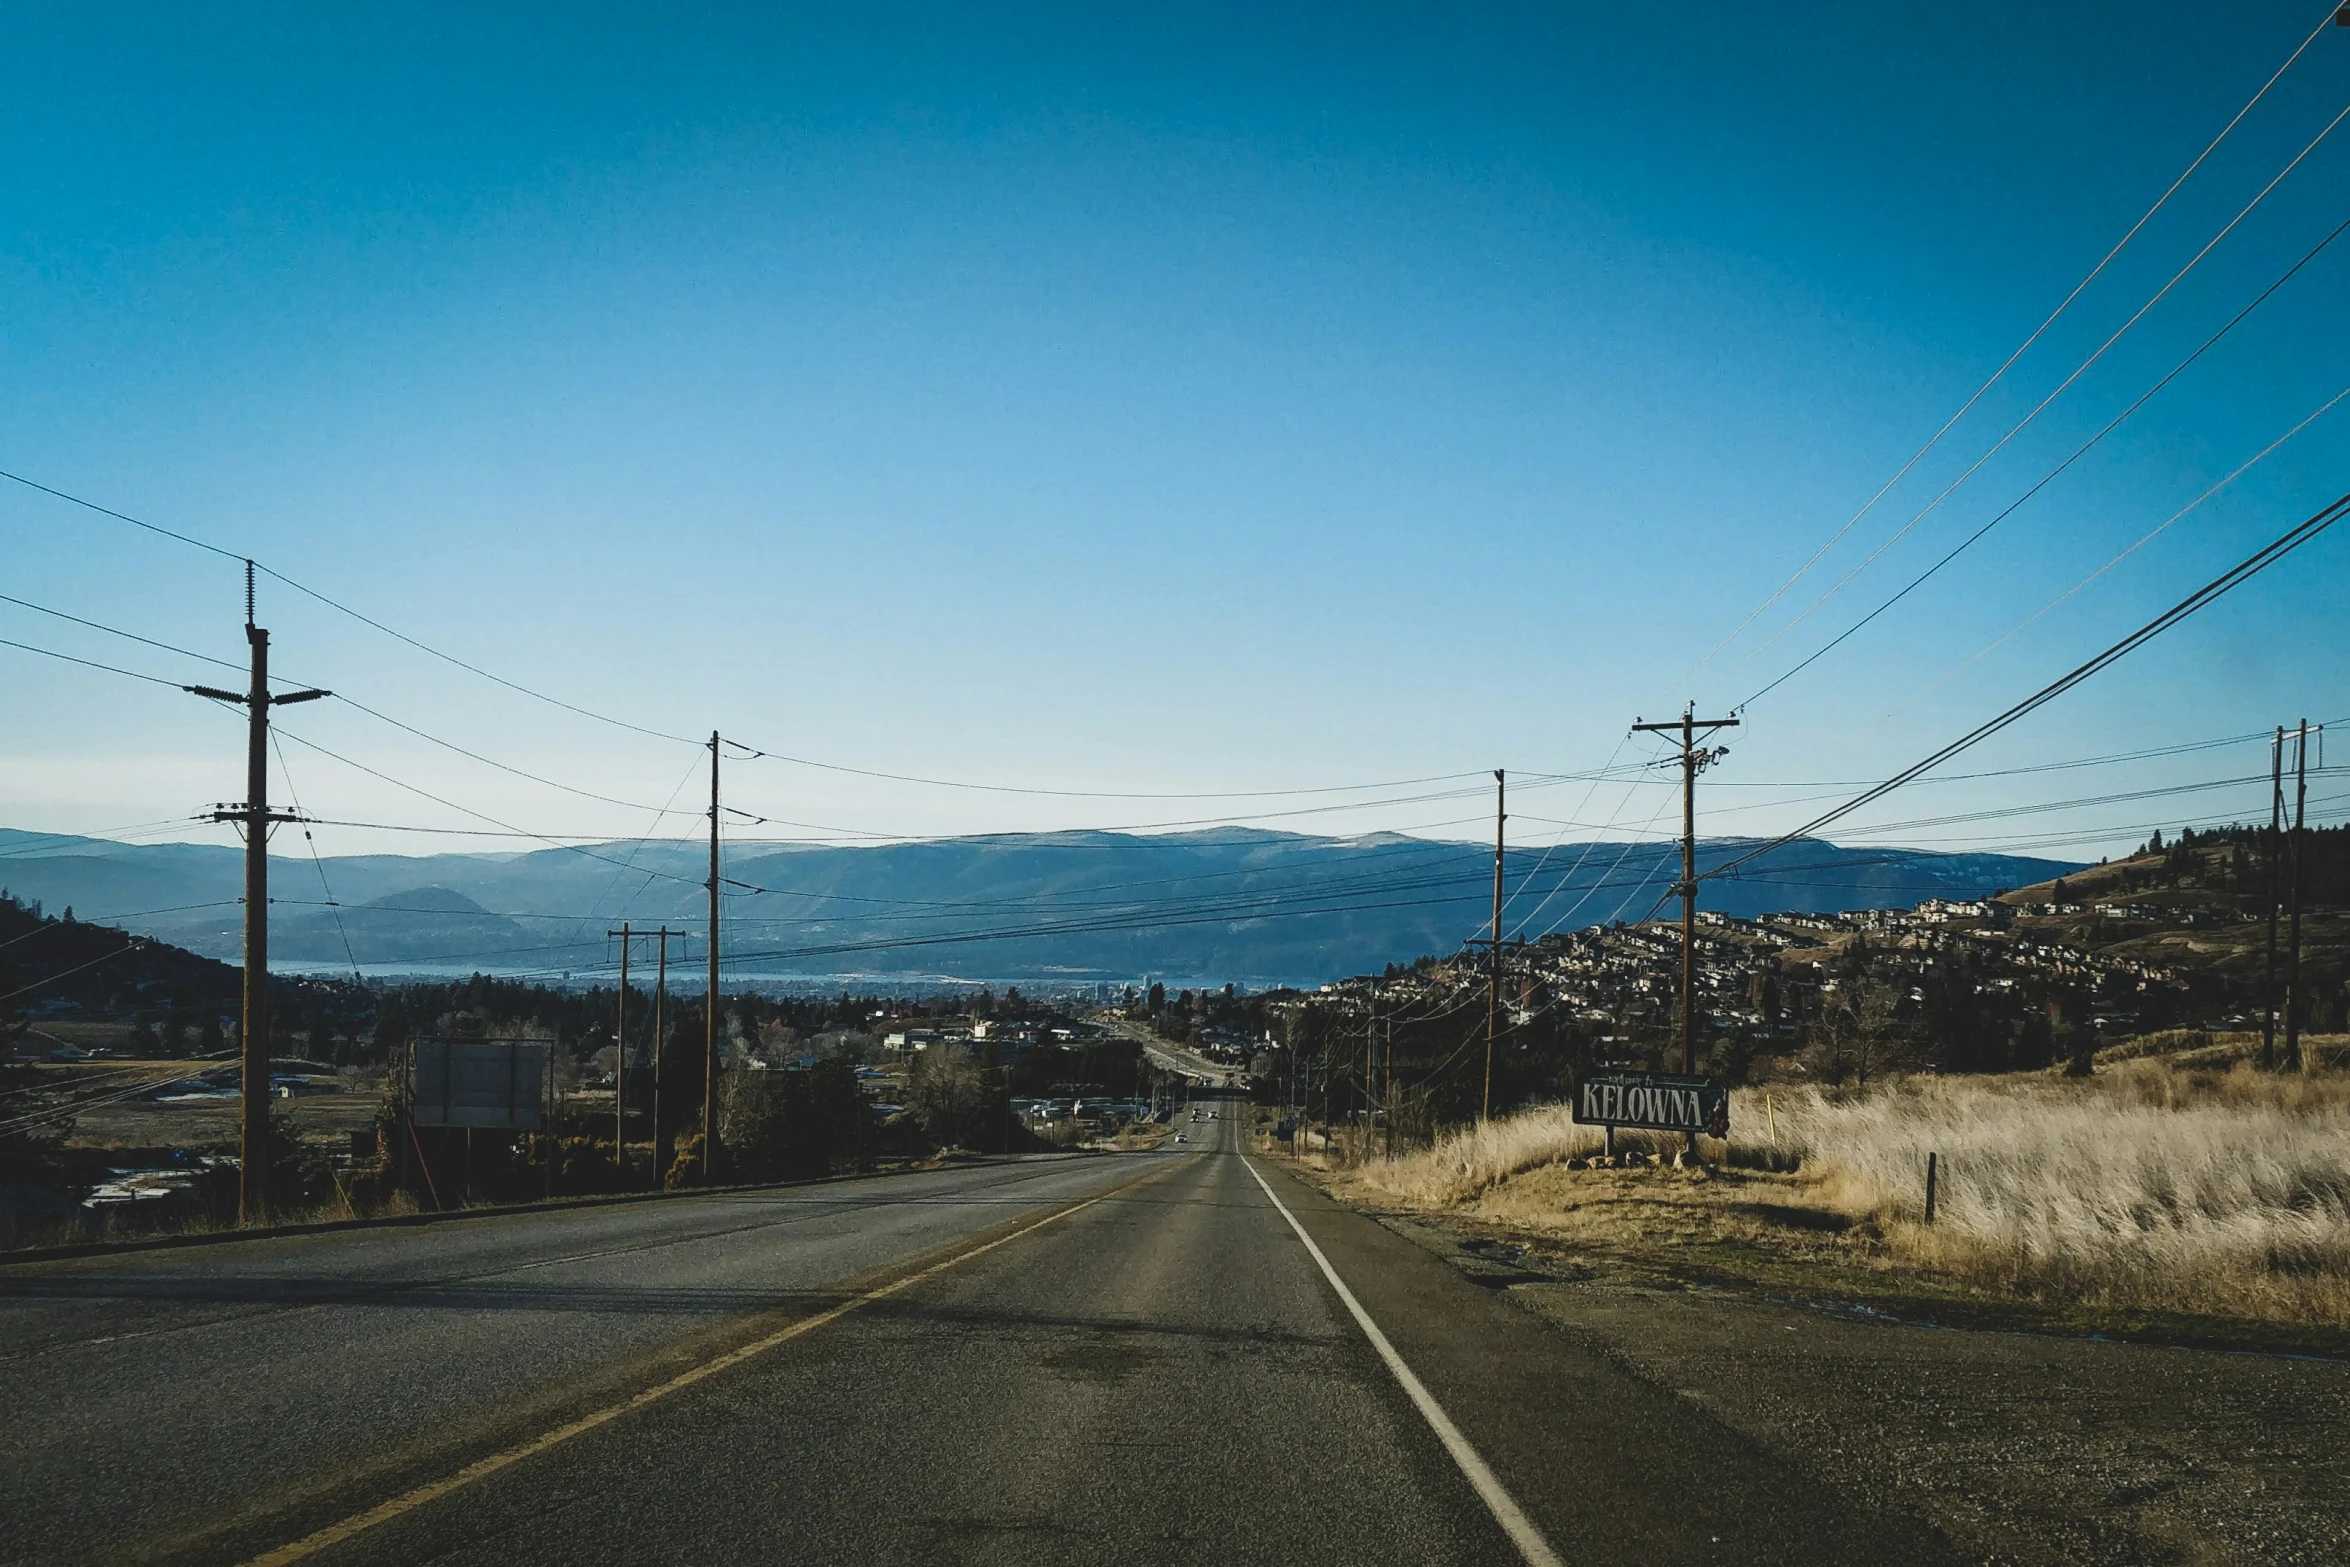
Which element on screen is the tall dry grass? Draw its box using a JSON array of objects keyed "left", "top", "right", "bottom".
[{"left": 1339, "top": 1051, "right": 2350, "bottom": 1323}]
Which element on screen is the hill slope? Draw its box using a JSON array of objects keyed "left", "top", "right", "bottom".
[{"left": 0, "top": 827, "right": 2077, "bottom": 984}]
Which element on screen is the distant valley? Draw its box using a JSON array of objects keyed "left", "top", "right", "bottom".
[{"left": 0, "top": 827, "right": 2080, "bottom": 986}]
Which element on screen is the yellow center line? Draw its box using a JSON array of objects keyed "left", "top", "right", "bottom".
[{"left": 237, "top": 1160, "right": 1175, "bottom": 1567}]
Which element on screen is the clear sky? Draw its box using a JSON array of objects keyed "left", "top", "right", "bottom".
[{"left": 4, "top": 2, "right": 2347, "bottom": 873}]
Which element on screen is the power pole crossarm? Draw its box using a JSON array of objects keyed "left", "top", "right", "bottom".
[
  {"left": 183, "top": 563, "right": 337, "bottom": 1227},
  {"left": 1630, "top": 709, "right": 1738, "bottom": 1089},
  {"left": 2284, "top": 720, "right": 2314, "bottom": 1073}
]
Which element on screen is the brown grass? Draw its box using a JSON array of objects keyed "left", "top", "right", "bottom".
[{"left": 1323, "top": 1051, "right": 2350, "bottom": 1325}]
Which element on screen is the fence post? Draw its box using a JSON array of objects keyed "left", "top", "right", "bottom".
[{"left": 1924, "top": 1151, "right": 1938, "bottom": 1223}]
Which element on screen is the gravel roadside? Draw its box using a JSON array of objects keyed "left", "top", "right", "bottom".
[{"left": 1371, "top": 1206, "right": 2350, "bottom": 1566}]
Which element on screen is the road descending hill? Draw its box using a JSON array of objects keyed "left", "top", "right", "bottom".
[{"left": 4, "top": 1105, "right": 2339, "bottom": 1566}]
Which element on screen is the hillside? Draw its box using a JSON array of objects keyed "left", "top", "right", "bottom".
[
  {"left": 0, "top": 827, "right": 2080, "bottom": 985},
  {"left": 0, "top": 892, "right": 244, "bottom": 1042},
  {"left": 1995, "top": 826, "right": 2349, "bottom": 1028}
]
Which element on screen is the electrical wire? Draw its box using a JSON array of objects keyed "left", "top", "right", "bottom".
[
  {"left": 0, "top": 938, "right": 145, "bottom": 1006},
  {"left": 0, "top": 635, "right": 194, "bottom": 689},
  {"left": 725, "top": 742, "right": 1499, "bottom": 801},
  {"left": 1720, "top": 106, "right": 2350, "bottom": 704},
  {"left": 1704, "top": 486, "right": 2350, "bottom": 884},
  {"left": 268, "top": 728, "right": 363, "bottom": 985},
  {"left": 267, "top": 727, "right": 713, "bottom": 890},
  {"left": 0, "top": 901, "right": 242, "bottom": 954},
  {"left": 1741, "top": 231, "right": 2350, "bottom": 710},
  {"left": 2, "top": 468, "right": 1586, "bottom": 805},
  {"left": 1883, "top": 383, "right": 2350, "bottom": 715},
  {"left": 328, "top": 695, "right": 681, "bottom": 814},
  {"left": 1669, "top": 3, "right": 2345, "bottom": 694},
  {"left": 0, "top": 821, "right": 210, "bottom": 859},
  {"left": 0, "top": 592, "right": 245, "bottom": 675}
]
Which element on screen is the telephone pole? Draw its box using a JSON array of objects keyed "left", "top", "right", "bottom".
[
  {"left": 1463, "top": 770, "right": 1506, "bottom": 1120},
  {"left": 2262, "top": 726, "right": 2284, "bottom": 1070},
  {"left": 1631, "top": 706, "right": 1738, "bottom": 1079},
  {"left": 704, "top": 731, "right": 722, "bottom": 1183},
  {"left": 2284, "top": 720, "right": 2316, "bottom": 1073},
  {"left": 650, "top": 925, "right": 681, "bottom": 1182},
  {"left": 183, "top": 563, "right": 328, "bottom": 1226},
  {"left": 1381, "top": 1012, "right": 1393, "bottom": 1159},
  {"left": 608, "top": 923, "right": 633, "bottom": 1167}
]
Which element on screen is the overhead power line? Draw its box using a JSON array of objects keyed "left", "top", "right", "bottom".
[
  {"left": 1706, "top": 486, "right": 2350, "bottom": 884},
  {"left": 269, "top": 728, "right": 715, "bottom": 891},
  {"left": 1670, "top": 3, "right": 2346, "bottom": 694},
  {"left": 0, "top": 900, "right": 242, "bottom": 953},
  {"left": 1881, "top": 382, "right": 2350, "bottom": 714},
  {"left": 1720, "top": 98, "right": 2350, "bottom": 704},
  {"left": 1739, "top": 218, "right": 2350, "bottom": 708},
  {"left": 2, "top": 466, "right": 1596, "bottom": 807},
  {"left": 0, "top": 592, "right": 246, "bottom": 675},
  {"left": 724, "top": 741, "right": 1498, "bottom": 801},
  {"left": 0, "top": 635, "right": 202, "bottom": 691}
]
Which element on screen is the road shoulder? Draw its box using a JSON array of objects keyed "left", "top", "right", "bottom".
[
  {"left": 1282, "top": 1158, "right": 2350, "bottom": 1566},
  {"left": 1248, "top": 1155, "right": 1968, "bottom": 1565}
]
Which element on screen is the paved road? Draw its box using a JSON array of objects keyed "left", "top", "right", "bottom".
[
  {"left": 1110, "top": 1020, "right": 1240, "bottom": 1087},
  {"left": 4, "top": 1107, "right": 1969, "bottom": 1566}
]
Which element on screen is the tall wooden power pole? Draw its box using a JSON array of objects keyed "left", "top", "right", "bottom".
[
  {"left": 2284, "top": 720, "right": 2314, "bottom": 1073},
  {"left": 1632, "top": 707, "right": 1738, "bottom": 1079},
  {"left": 183, "top": 564, "right": 328, "bottom": 1226},
  {"left": 704, "top": 731, "right": 722, "bottom": 1183},
  {"left": 1483, "top": 770, "right": 1505, "bottom": 1120},
  {"left": 650, "top": 925, "right": 681, "bottom": 1182},
  {"left": 1381, "top": 1013, "right": 1393, "bottom": 1159},
  {"left": 608, "top": 923, "right": 633, "bottom": 1167},
  {"left": 2262, "top": 726, "right": 2284, "bottom": 1070}
]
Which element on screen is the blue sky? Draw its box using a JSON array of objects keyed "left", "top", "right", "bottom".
[{"left": 4, "top": 2, "right": 2347, "bottom": 869}]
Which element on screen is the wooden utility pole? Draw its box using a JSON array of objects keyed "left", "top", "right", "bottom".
[
  {"left": 2284, "top": 720, "right": 2315, "bottom": 1073},
  {"left": 1483, "top": 770, "right": 1504, "bottom": 1120},
  {"left": 183, "top": 563, "right": 328, "bottom": 1226},
  {"left": 1631, "top": 707, "right": 1738, "bottom": 1078},
  {"left": 2262, "top": 726, "right": 2284, "bottom": 1070},
  {"left": 609, "top": 923, "right": 632, "bottom": 1167},
  {"left": 650, "top": 925, "right": 680, "bottom": 1182},
  {"left": 704, "top": 731, "right": 722, "bottom": 1183},
  {"left": 1381, "top": 1013, "right": 1393, "bottom": 1159}
]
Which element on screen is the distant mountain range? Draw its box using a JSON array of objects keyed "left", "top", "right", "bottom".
[{"left": 0, "top": 827, "right": 2080, "bottom": 987}]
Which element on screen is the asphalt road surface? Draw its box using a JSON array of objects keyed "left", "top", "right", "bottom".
[
  {"left": 1118, "top": 1023, "right": 1241, "bottom": 1088},
  {"left": 0, "top": 1110, "right": 2040, "bottom": 1565}
]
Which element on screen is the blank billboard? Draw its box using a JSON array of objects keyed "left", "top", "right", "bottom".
[{"left": 413, "top": 1040, "right": 548, "bottom": 1130}]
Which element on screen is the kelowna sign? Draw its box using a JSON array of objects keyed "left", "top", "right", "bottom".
[{"left": 1573, "top": 1071, "right": 1729, "bottom": 1138}]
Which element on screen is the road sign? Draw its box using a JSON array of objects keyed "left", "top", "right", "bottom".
[
  {"left": 1572, "top": 1071, "right": 1728, "bottom": 1137},
  {"left": 412, "top": 1039, "right": 548, "bottom": 1130}
]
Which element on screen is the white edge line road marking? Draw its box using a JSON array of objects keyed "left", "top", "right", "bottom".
[
  {"left": 1243, "top": 1157, "right": 1567, "bottom": 1567},
  {"left": 234, "top": 1166, "right": 1165, "bottom": 1567}
]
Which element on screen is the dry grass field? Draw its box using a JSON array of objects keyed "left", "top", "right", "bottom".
[{"left": 1311, "top": 1040, "right": 2350, "bottom": 1329}]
